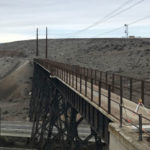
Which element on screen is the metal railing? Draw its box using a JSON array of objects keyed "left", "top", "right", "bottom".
[{"left": 34, "top": 58, "right": 150, "bottom": 141}]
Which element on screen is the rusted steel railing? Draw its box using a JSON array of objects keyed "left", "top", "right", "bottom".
[{"left": 34, "top": 58, "right": 150, "bottom": 141}]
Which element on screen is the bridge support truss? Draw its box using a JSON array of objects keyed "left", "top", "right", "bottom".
[{"left": 29, "top": 63, "right": 110, "bottom": 150}]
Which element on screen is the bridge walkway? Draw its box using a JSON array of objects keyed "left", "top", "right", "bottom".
[{"left": 35, "top": 58, "right": 150, "bottom": 140}]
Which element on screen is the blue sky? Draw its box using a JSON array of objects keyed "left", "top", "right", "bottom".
[{"left": 0, "top": 0, "right": 150, "bottom": 42}]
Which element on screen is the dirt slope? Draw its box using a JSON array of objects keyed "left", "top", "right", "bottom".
[{"left": 0, "top": 60, "right": 33, "bottom": 120}]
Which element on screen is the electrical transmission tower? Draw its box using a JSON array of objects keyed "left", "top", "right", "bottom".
[{"left": 124, "top": 24, "right": 129, "bottom": 38}]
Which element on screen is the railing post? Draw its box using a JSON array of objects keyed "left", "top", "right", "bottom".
[
  {"left": 65, "top": 68, "right": 67, "bottom": 82},
  {"left": 67, "top": 70, "right": 69, "bottom": 84},
  {"left": 64, "top": 67, "right": 66, "bottom": 82},
  {"left": 60, "top": 67, "right": 61, "bottom": 79},
  {"left": 58, "top": 67, "right": 63, "bottom": 79},
  {"left": 94, "top": 70, "right": 97, "bottom": 84},
  {"left": 69, "top": 69, "right": 71, "bottom": 85},
  {"left": 83, "top": 67, "right": 85, "bottom": 77},
  {"left": 120, "top": 76, "right": 123, "bottom": 104},
  {"left": 130, "top": 78, "right": 132, "bottom": 101},
  {"left": 91, "top": 69, "right": 93, "bottom": 79},
  {"left": 85, "top": 77, "right": 87, "bottom": 97},
  {"left": 56, "top": 64, "right": 58, "bottom": 76},
  {"left": 120, "top": 104, "right": 123, "bottom": 128},
  {"left": 63, "top": 69, "right": 65, "bottom": 81},
  {"left": 60, "top": 66, "right": 62, "bottom": 79},
  {"left": 105, "top": 72, "right": 108, "bottom": 89},
  {"left": 100, "top": 71, "right": 102, "bottom": 81},
  {"left": 108, "top": 85, "right": 111, "bottom": 114},
  {"left": 72, "top": 69, "right": 74, "bottom": 88},
  {"left": 76, "top": 73, "right": 77, "bottom": 90},
  {"left": 141, "top": 81, "right": 144, "bottom": 104},
  {"left": 56, "top": 66, "right": 58, "bottom": 77},
  {"left": 60, "top": 68, "right": 63, "bottom": 80},
  {"left": 99, "top": 81, "right": 101, "bottom": 106},
  {"left": 139, "top": 114, "right": 142, "bottom": 141},
  {"left": 91, "top": 79, "right": 93, "bottom": 101},
  {"left": 80, "top": 67, "right": 82, "bottom": 75},
  {"left": 120, "top": 76, "right": 123, "bottom": 127},
  {"left": 112, "top": 74, "right": 115, "bottom": 92},
  {"left": 80, "top": 74, "right": 82, "bottom": 93},
  {"left": 100, "top": 71, "right": 102, "bottom": 89}
]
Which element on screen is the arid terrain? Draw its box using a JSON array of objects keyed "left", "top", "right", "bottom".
[{"left": 0, "top": 38, "right": 150, "bottom": 121}]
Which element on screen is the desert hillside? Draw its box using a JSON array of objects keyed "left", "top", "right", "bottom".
[
  {"left": 0, "top": 38, "right": 150, "bottom": 120},
  {"left": 0, "top": 38, "right": 150, "bottom": 79}
]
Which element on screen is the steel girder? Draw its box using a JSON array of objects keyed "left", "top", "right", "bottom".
[{"left": 30, "top": 63, "right": 110, "bottom": 150}]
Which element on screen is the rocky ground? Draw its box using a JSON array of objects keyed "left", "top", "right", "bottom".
[{"left": 0, "top": 38, "right": 150, "bottom": 120}]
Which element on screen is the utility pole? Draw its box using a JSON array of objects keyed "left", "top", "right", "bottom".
[
  {"left": 45, "top": 27, "right": 48, "bottom": 59},
  {"left": 124, "top": 24, "right": 129, "bottom": 38},
  {"left": 36, "top": 28, "right": 39, "bottom": 57}
]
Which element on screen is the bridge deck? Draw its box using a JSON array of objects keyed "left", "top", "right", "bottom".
[
  {"left": 36, "top": 59, "right": 150, "bottom": 134},
  {"left": 57, "top": 75, "right": 150, "bottom": 124}
]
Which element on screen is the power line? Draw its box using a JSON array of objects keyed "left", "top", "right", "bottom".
[
  {"left": 103, "top": 0, "right": 134, "bottom": 19},
  {"left": 81, "top": 0, "right": 140, "bottom": 30},
  {"left": 70, "top": 0, "right": 134, "bottom": 33},
  {"left": 93, "top": 14, "right": 150, "bottom": 38},
  {"left": 102, "top": 0, "right": 144, "bottom": 24},
  {"left": 129, "top": 15, "right": 150, "bottom": 25},
  {"left": 64, "top": 0, "right": 144, "bottom": 38},
  {"left": 60, "top": 0, "right": 134, "bottom": 37},
  {"left": 93, "top": 26, "right": 124, "bottom": 38},
  {"left": 51, "top": 14, "right": 150, "bottom": 38}
]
